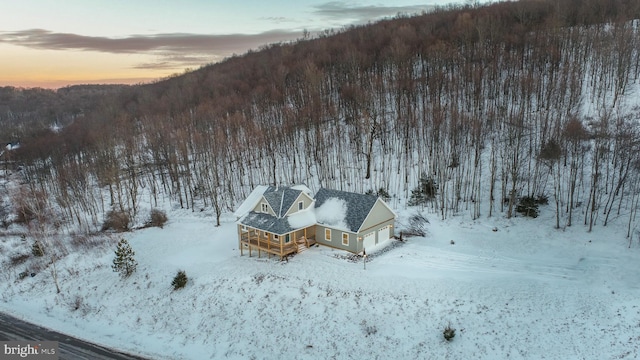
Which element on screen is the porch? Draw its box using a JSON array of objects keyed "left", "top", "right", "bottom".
[{"left": 239, "top": 226, "right": 316, "bottom": 260}]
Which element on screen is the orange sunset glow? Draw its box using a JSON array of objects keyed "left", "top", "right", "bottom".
[{"left": 0, "top": 1, "right": 459, "bottom": 89}]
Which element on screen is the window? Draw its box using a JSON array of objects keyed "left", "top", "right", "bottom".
[
  {"left": 325, "top": 229, "right": 331, "bottom": 241},
  {"left": 298, "top": 201, "right": 304, "bottom": 211},
  {"left": 274, "top": 234, "right": 279, "bottom": 240},
  {"left": 261, "top": 203, "right": 269, "bottom": 213},
  {"left": 241, "top": 225, "right": 248, "bottom": 232},
  {"left": 342, "top": 233, "right": 349, "bottom": 246},
  {"left": 285, "top": 234, "right": 291, "bottom": 243}
]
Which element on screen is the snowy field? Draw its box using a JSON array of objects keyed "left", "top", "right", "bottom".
[{"left": 1, "top": 202, "right": 640, "bottom": 360}]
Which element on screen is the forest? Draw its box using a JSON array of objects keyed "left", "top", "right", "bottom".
[{"left": 1, "top": 0, "right": 640, "bottom": 237}]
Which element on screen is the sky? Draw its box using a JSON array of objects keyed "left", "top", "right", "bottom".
[{"left": 0, "top": 0, "right": 474, "bottom": 89}]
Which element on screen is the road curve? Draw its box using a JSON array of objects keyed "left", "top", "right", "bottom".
[{"left": 0, "top": 312, "right": 150, "bottom": 360}]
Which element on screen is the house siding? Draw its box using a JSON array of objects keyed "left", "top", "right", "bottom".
[
  {"left": 315, "top": 226, "right": 358, "bottom": 253},
  {"left": 359, "top": 200, "right": 395, "bottom": 233},
  {"left": 283, "top": 192, "right": 314, "bottom": 216},
  {"left": 356, "top": 218, "right": 395, "bottom": 253},
  {"left": 251, "top": 196, "right": 276, "bottom": 216}
]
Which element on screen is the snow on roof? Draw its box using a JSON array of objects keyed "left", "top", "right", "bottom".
[
  {"left": 5, "top": 142, "right": 20, "bottom": 151},
  {"left": 287, "top": 203, "right": 316, "bottom": 229},
  {"left": 315, "top": 197, "right": 349, "bottom": 231},
  {"left": 314, "top": 188, "right": 379, "bottom": 232},
  {"left": 233, "top": 185, "right": 269, "bottom": 218},
  {"left": 236, "top": 185, "right": 388, "bottom": 233},
  {"left": 290, "top": 184, "right": 313, "bottom": 196}
]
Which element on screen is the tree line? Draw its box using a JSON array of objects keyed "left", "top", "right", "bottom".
[{"left": 4, "top": 0, "right": 640, "bottom": 237}]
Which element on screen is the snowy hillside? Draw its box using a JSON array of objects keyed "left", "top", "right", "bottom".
[{"left": 1, "top": 202, "right": 639, "bottom": 359}]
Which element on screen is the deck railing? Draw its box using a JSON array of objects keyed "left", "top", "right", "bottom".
[
  {"left": 240, "top": 232, "right": 297, "bottom": 258},
  {"left": 240, "top": 231, "right": 316, "bottom": 259}
]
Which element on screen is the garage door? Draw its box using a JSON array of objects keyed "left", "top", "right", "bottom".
[
  {"left": 363, "top": 232, "right": 375, "bottom": 251},
  {"left": 378, "top": 226, "right": 391, "bottom": 245}
]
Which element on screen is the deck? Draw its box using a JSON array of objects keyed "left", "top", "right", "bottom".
[{"left": 240, "top": 230, "right": 316, "bottom": 260}]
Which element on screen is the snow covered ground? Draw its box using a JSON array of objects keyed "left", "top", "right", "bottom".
[{"left": 1, "top": 202, "right": 640, "bottom": 359}]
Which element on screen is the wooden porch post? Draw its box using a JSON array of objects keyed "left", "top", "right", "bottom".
[
  {"left": 239, "top": 226, "right": 243, "bottom": 256},
  {"left": 304, "top": 228, "right": 308, "bottom": 248}
]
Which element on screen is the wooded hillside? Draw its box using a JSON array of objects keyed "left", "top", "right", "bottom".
[{"left": 3, "top": 0, "right": 640, "bottom": 234}]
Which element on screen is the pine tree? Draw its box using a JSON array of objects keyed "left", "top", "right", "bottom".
[
  {"left": 171, "top": 270, "right": 188, "bottom": 290},
  {"left": 112, "top": 238, "right": 137, "bottom": 278}
]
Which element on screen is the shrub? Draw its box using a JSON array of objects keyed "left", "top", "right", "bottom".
[
  {"left": 31, "top": 241, "right": 45, "bottom": 257},
  {"left": 0, "top": 203, "right": 11, "bottom": 229},
  {"left": 536, "top": 194, "right": 549, "bottom": 205},
  {"left": 70, "top": 234, "right": 91, "bottom": 250},
  {"left": 516, "top": 196, "right": 539, "bottom": 218},
  {"left": 360, "top": 320, "right": 378, "bottom": 336},
  {"left": 112, "top": 238, "right": 137, "bottom": 278},
  {"left": 12, "top": 189, "right": 48, "bottom": 225},
  {"left": 407, "top": 212, "right": 430, "bottom": 237},
  {"left": 15, "top": 204, "right": 36, "bottom": 225},
  {"left": 102, "top": 210, "right": 131, "bottom": 232},
  {"left": 147, "top": 209, "right": 168, "bottom": 228},
  {"left": 69, "top": 295, "right": 84, "bottom": 312},
  {"left": 172, "top": 270, "right": 188, "bottom": 290},
  {"left": 443, "top": 323, "right": 456, "bottom": 341}
]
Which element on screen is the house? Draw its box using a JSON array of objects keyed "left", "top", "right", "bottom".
[{"left": 235, "top": 185, "right": 396, "bottom": 259}]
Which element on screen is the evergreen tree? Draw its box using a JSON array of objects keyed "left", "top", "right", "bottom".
[
  {"left": 408, "top": 173, "right": 438, "bottom": 206},
  {"left": 171, "top": 270, "right": 188, "bottom": 290},
  {"left": 31, "top": 241, "right": 45, "bottom": 257},
  {"left": 112, "top": 238, "right": 137, "bottom": 278}
]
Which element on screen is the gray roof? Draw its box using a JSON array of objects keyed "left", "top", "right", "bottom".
[
  {"left": 314, "top": 188, "right": 378, "bottom": 233},
  {"left": 238, "top": 185, "right": 384, "bottom": 235},
  {"left": 262, "top": 186, "right": 302, "bottom": 218},
  {"left": 238, "top": 185, "right": 304, "bottom": 235},
  {"left": 239, "top": 212, "right": 295, "bottom": 235}
]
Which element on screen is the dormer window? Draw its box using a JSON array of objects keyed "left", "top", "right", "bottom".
[
  {"left": 298, "top": 201, "right": 304, "bottom": 211},
  {"left": 261, "top": 203, "right": 269, "bottom": 213}
]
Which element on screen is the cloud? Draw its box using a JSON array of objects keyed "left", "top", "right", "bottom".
[
  {"left": 0, "top": 29, "right": 302, "bottom": 54},
  {"left": 0, "top": 29, "right": 303, "bottom": 71},
  {"left": 313, "top": 2, "right": 435, "bottom": 22},
  {"left": 0, "top": 4, "right": 434, "bottom": 83},
  {"left": 260, "top": 16, "right": 294, "bottom": 24}
]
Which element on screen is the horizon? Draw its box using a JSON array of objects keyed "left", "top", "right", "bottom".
[{"left": 0, "top": 1, "right": 478, "bottom": 90}]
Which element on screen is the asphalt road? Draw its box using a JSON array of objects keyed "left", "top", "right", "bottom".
[{"left": 0, "top": 312, "right": 150, "bottom": 360}]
